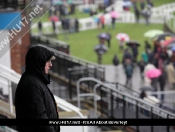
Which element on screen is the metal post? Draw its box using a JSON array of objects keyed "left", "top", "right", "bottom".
[
  {"left": 136, "top": 101, "right": 139, "bottom": 131},
  {"left": 93, "top": 84, "right": 100, "bottom": 116},
  {"left": 8, "top": 80, "right": 13, "bottom": 114},
  {"left": 167, "top": 114, "right": 169, "bottom": 132},
  {"left": 103, "top": 67, "right": 105, "bottom": 82},
  {"left": 151, "top": 107, "right": 153, "bottom": 132},
  {"left": 68, "top": 69, "right": 72, "bottom": 100},
  {"left": 67, "top": 45, "right": 70, "bottom": 54},
  {"left": 123, "top": 95, "right": 125, "bottom": 119},
  {"left": 94, "top": 67, "right": 97, "bottom": 79},
  {"left": 110, "top": 90, "right": 114, "bottom": 118},
  {"left": 100, "top": 86, "right": 103, "bottom": 116}
]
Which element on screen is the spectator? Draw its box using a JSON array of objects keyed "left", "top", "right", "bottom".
[
  {"left": 140, "top": 2, "right": 145, "bottom": 10},
  {"left": 134, "top": 7, "right": 140, "bottom": 23},
  {"left": 100, "top": 15, "right": 105, "bottom": 29},
  {"left": 94, "top": 37, "right": 108, "bottom": 64},
  {"left": 122, "top": 48, "right": 133, "bottom": 63},
  {"left": 75, "top": 18, "right": 79, "bottom": 32},
  {"left": 141, "top": 51, "right": 148, "bottom": 64},
  {"left": 38, "top": 21, "right": 42, "bottom": 35},
  {"left": 106, "top": 32, "right": 112, "bottom": 48},
  {"left": 140, "top": 91, "right": 147, "bottom": 99},
  {"left": 144, "top": 40, "right": 151, "bottom": 51},
  {"left": 69, "top": 18, "right": 75, "bottom": 33},
  {"left": 151, "top": 77, "right": 159, "bottom": 98},
  {"left": 158, "top": 68, "right": 166, "bottom": 101},
  {"left": 166, "top": 62, "right": 175, "bottom": 90},
  {"left": 147, "top": 50, "right": 154, "bottom": 64},
  {"left": 119, "top": 38, "right": 125, "bottom": 51},
  {"left": 110, "top": 8, "right": 116, "bottom": 29},
  {"left": 113, "top": 54, "right": 119, "bottom": 77},
  {"left": 142, "top": 4, "right": 152, "bottom": 25},
  {"left": 15, "top": 46, "right": 60, "bottom": 132},
  {"left": 131, "top": 44, "right": 138, "bottom": 63},
  {"left": 138, "top": 58, "right": 146, "bottom": 79},
  {"left": 147, "top": 0, "right": 154, "bottom": 7},
  {"left": 52, "top": 20, "right": 56, "bottom": 34},
  {"left": 124, "top": 59, "right": 134, "bottom": 87}
]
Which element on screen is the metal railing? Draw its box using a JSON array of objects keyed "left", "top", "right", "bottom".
[
  {"left": 37, "top": 44, "right": 105, "bottom": 100},
  {"left": 31, "top": 35, "right": 70, "bottom": 54},
  {"left": 0, "top": 0, "right": 26, "bottom": 9},
  {"left": 77, "top": 77, "right": 175, "bottom": 132}
]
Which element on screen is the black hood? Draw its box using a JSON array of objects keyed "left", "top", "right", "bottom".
[{"left": 25, "top": 46, "right": 55, "bottom": 84}]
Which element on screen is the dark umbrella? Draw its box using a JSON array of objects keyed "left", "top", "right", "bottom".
[
  {"left": 152, "top": 32, "right": 175, "bottom": 42},
  {"left": 140, "top": 85, "right": 154, "bottom": 91},
  {"left": 94, "top": 44, "right": 108, "bottom": 55},
  {"left": 126, "top": 40, "right": 140, "bottom": 47},
  {"left": 97, "top": 33, "right": 110, "bottom": 40}
]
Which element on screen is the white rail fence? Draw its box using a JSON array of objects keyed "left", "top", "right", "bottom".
[{"left": 31, "top": 2, "right": 175, "bottom": 35}]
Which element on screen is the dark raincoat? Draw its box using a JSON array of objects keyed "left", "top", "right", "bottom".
[{"left": 15, "top": 46, "right": 60, "bottom": 132}]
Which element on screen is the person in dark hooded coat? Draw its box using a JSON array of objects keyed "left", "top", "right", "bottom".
[{"left": 15, "top": 46, "right": 60, "bottom": 132}]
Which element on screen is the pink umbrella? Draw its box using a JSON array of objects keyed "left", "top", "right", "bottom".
[
  {"left": 161, "top": 37, "right": 175, "bottom": 47},
  {"left": 110, "top": 11, "right": 119, "bottom": 18},
  {"left": 49, "top": 15, "right": 59, "bottom": 22},
  {"left": 146, "top": 68, "right": 162, "bottom": 79},
  {"left": 116, "top": 33, "right": 130, "bottom": 42}
]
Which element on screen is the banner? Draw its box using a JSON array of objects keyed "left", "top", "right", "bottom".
[{"left": 0, "top": 119, "right": 175, "bottom": 126}]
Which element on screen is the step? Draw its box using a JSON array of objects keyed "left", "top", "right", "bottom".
[
  {"left": 101, "top": 130, "right": 123, "bottom": 132},
  {"left": 59, "top": 109, "right": 89, "bottom": 118}
]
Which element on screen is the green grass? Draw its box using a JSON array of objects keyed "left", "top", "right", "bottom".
[
  {"left": 153, "top": 0, "right": 175, "bottom": 7},
  {"left": 54, "top": 23, "right": 163, "bottom": 64}
]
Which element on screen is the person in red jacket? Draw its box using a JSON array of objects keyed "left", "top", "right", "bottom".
[{"left": 100, "top": 15, "right": 105, "bottom": 29}]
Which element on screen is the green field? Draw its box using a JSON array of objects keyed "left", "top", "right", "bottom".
[
  {"left": 55, "top": 23, "right": 163, "bottom": 64},
  {"left": 31, "top": 0, "right": 174, "bottom": 64}
]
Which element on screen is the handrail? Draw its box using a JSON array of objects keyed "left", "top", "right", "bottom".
[
  {"left": 76, "top": 77, "right": 175, "bottom": 118},
  {"left": 32, "top": 34, "right": 68, "bottom": 47},
  {"left": 38, "top": 44, "right": 105, "bottom": 68},
  {"left": 0, "top": 64, "right": 21, "bottom": 78},
  {"left": 105, "top": 81, "right": 140, "bottom": 95}
]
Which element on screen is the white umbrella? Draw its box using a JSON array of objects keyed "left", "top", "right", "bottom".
[{"left": 116, "top": 33, "right": 130, "bottom": 42}]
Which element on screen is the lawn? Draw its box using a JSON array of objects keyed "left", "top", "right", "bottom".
[
  {"left": 55, "top": 23, "right": 163, "bottom": 64},
  {"left": 153, "top": 0, "right": 175, "bottom": 7}
]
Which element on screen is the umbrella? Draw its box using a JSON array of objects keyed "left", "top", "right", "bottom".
[
  {"left": 152, "top": 32, "right": 175, "bottom": 42},
  {"left": 161, "top": 37, "right": 175, "bottom": 47},
  {"left": 144, "top": 29, "right": 164, "bottom": 38},
  {"left": 110, "top": 11, "right": 119, "bottom": 18},
  {"left": 97, "top": 33, "right": 109, "bottom": 40},
  {"left": 144, "top": 63, "right": 156, "bottom": 75},
  {"left": 49, "top": 15, "right": 59, "bottom": 22},
  {"left": 145, "top": 68, "right": 162, "bottom": 79},
  {"left": 116, "top": 33, "right": 130, "bottom": 42},
  {"left": 94, "top": 44, "right": 108, "bottom": 55},
  {"left": 126, "top": 40, "right": 140, "bottom": 46},
  {"left": 140, "top": 85, "right": 154, "bottom": 91}
]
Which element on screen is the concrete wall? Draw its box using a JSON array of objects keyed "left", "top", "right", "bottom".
[{"left": 0, "top": 30, "right": 11, "bottom": 95}]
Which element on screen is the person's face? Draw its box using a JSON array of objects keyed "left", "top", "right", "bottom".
[{"left": 45, "top": 60, "right": 52, "bottom": 74}]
